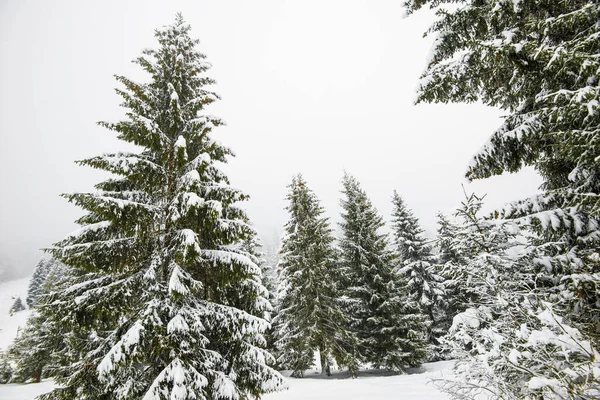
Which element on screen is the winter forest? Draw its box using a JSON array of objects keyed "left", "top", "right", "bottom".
[{"left": 0, "top": 0, "right": 598, "bottom": 399}]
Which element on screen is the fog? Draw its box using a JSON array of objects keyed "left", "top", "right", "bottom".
[{"left": 0, "top": 0, "right": 541, "bottom": 279}]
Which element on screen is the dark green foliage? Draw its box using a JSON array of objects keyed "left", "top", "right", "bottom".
[
  {"left": 405, "top": 0, "right": 600, "bottom": 348},
  {"left": 338, "top": 174, "right": 421, "bottom": 370},
  {"left": 274, "top": 175, "right": 358, "bottom": 377},
  {"left": 27, "top": 259, "right": 51, "bottom": 308},
  {"left": 391, "top": 192, "right": 445, "bottom": 361},
  {"left": 9, "top": 313, "right": 58, "bottom": 383},
  {"left": 429, "top": 212, "right": 463, "bottom": 360},
  {"left": 404, "top": 0, "right": 600, "bottom": 395},
  {"left": 0, "top": 352, "right": 12, "bottom": 384},
  {"left": 27, "top": 258, "right": 66, "bottom": 309},
  {"left": 10, "top": 254, "right": 74, "bottom": 384},
  {"left": 35, "top": 14, "right": 284, "bottom": 399}
]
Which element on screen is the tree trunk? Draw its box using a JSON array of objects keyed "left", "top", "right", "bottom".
[
  {"left": 319, "top": 349, "right": 331, "bottom": 376},
  {"left": 34, "top": 368, "right": 42, "bottom": 383}
]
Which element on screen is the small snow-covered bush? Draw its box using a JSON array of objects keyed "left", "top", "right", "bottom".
[{"left": 443, "top": 301, "right": 599, "bottom": 399}]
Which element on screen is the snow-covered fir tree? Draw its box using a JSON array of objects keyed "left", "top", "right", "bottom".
[
  {"left": 405, "top": 0, "right": 600, "bottom": 394},
  {"left": 431, "top": 212, "right": 463, "bottom": 359},
  {"left": 0, "top": 352, "right": 12, "bottom": 384},
  {"left": 434, "top": 205, "right": 489, "bottom": 317},
  {"left": 27, "top": 258, "right": 65, "bottom": 308},
  {"left": 9, "top": 297, "right": 25, "bottom": 315},
  {"left": 274, "top": 175, "right": 358, "bottom": 377},
  {"left": 435, "top": 212, "right": 461, "bottom": 267},
  {"left": 36, "top": 15, "right": 285, "bottom": 399},
  {"left": 254, "top": 245, "right": 279, "bottom": 362},
  {"left": 404, "top": 0, "right": 600, "bottom": 341},
  {"left": 391, "top": 191, "right": 445, "bottom": 360},
  {"left": 9, "top": 312, "right": 59, "bottom": 383},
  {"left": 442, "top": 194, "right": 509, "bottom": 312},
  {"left": 9, "top": 258, "right": 71, "bottom": 384},
  {"left": 439, "top": 193, "right": 600, "bottom": 399},
  {"left": 27, "top": 259, "right": 51, "bottom": 308},
  {"left": 260, "top": 234, "right": 280, "bottom": 340},
  {"left": 225, "top": 230, "right": 271, "bottom": 321},
  {"left": 338, "top": 173, "right": 417, "bottom": 370}
]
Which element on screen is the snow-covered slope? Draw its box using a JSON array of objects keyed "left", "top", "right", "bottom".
[
  {"left": 0, "top": 361, "right": 453, "bottom": 399},
  {"left": 0, "top": 277, "right": 32, "bottom": 351}
]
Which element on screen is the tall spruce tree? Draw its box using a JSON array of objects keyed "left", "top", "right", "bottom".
[
  {"left": 391, "top": 191, "right": 445, "bottom": 360},
  {"left": 432, "top": 212, "right": 465, "bottom": 354},
  {"left": 404, "top": 0, "right": 600, "bottom": 341},
  {"left": 27, "top": 258, "right": 66, "bottom": 308},
  {"left": 274, "top": 175, "right": 357, "bottom": 377},
  {"left": 27, "top": 259, "right": 51, "bottom": 308},
  {"left": 38, "top": 15, "right": 284, "bottom": 399},
  {"left": 338, "top": 174, "right": 418, "bottom": 370}
]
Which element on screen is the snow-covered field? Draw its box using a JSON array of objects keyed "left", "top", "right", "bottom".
[
  {"left": 0, "top": 278, "right": 452, "bottom": 399},
  {"left": 0, "top": 277, "right": 32, "bottom": 352},
  {"left": 0, "top": 361, "right": 453, "bottom": 399},
  {"left": 266, "top": 362, "right": 453, "bottom": 400},
  {"left": 0, "top": 364, "right": 452, "bottom": 399},
  {"left": 0, "top": 379, "right": 55, "bottom": 400}
]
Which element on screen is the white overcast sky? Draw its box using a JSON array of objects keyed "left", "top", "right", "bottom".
[{"left": 0, "top": 0, "right": 540, "bottom": 277}]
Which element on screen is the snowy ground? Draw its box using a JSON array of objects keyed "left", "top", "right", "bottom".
[
  {"left": 266, "top": 362, "right": 453, "bottom": 400},
  {"left": 0, "top": 361, "right": 453, "bottom": 399},
  {"left": 0, "top": 278, "right": 452, "bottom": 399},
  {"left": 0, "top": 277, "right": 32, "bottom": 352},
  {"left": 0, "top": 379, "right": 55, "bottom": 400}
]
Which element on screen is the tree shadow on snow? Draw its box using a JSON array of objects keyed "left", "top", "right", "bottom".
[{"left": 280, "top": 366, "right": 426, "bottom": 380}]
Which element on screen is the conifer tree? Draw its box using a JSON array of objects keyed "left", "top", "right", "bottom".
[
  {"left": 431, "top": 212, "right": 464, "bottom": 359},
  {"left": 391, "top": 191, "right": 445, "bottom": 359},
  {"left": 37, "top": 15, "right": 284, "bottom": 399},
  {"left": 440, "top": 193, "right": 599, "bottom": 399},
  {"left": 27, "top": 258, "right": 65, "bottom": 308},
  {"left": 434, "top": 212, "right": 464, "bottom": 315},
  {"left": 0, "top": 352, "right": 12, "bottom": 384},
  {"left": 274, "top": 175, "right": 357, "bottom": 377},
  {"left": 9, "top": 312, "right": 59, "bottom": 383},
  {"left": 258, "top": 254, "right": 279, "bottom": 362},
  {"left": 404, "top": 0, "right": 600, "bottom": 341},
  {"left": 9, "top": 258, "right": 71, "bottom": 384},
  {"left": 339, "top": 174, "right": 420, "bottom": 370},
  {"left": 435, "top": 213, "right": 461, "bottom": 267},
  {"left": 9, "top": 297, "right": 26, "bottom": 315},
  {"left": 27, "top": 259, "right": 50, "bottom": 308}
]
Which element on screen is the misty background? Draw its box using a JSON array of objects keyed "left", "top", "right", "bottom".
[{"left": 0, "top": 0, "right": 540, "bottom": 280}]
